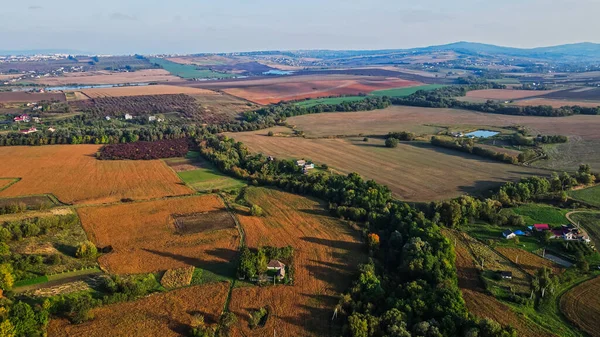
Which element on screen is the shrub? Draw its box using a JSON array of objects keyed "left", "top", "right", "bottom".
[
  {"left": 250, "top": 205, "right": 264, "bottom": 217},
  {"left": 267, "top": 131, "right": 274, "bottom": 137},
  {"left": 75, "top": 241, "right": 97, "bottom": 259},
  {"left": 385, "top": 138, "right": 399, "bottom": 148}
]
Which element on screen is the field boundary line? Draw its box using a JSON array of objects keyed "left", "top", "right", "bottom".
[{"left": 0, "top": 177, "right": 21, "bottom": 193}]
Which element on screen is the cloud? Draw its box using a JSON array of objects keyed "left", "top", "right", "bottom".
[
  {"left": 28, "top": 6, "right": 42, "bottom": 10},
  {"left": 109, "top": 12, "right": 137, "bottom": 21}
]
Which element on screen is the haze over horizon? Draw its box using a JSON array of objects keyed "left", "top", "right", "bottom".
[{"left": 1, "top": 0, "right": 599, "bottom": 55}]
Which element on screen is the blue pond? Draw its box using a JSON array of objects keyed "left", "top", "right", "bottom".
[
  {"left": 262, "top": 70, "right": 294, "bottom": 75},
  {"left": 465, "top": 130, "right": 499, "bottom": 138}
]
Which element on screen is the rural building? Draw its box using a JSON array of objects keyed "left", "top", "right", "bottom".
[
  {"left": 148, "top": 116, "right": 157, "bottom": 122},
  {"left": 20, "top": 127, "right": 37, "bottom": 134},
  {"left": 513, "top": 230, "right": 526, "bottom": 236},
  {"left": 267, "top": 156, "right": 274, "bottom": 161},
  {"left": 502, "top": 230, "right": 516, "bottom": 239},
  {"left": 105, "top": 116, "right": 111, "bottom": 121},
  {"left": 13, "top": 114, "right": 30, "bottom": 123},
  {"left": 32, "top": 117, "right": 41, "bottom": 123},
  {"left": 267, "top": 260, "right": 286, "bottom": 280},
  {"left": 124, "top": 114, "right": 133, "bottom": 120},
  {"left": 47, "top": 127, "right": 56, "bottom": 133},
  {"left": 500, "top": 271, "right": 513, "bottom": 279},
  {"left": 534, "top": 224, "right": 550, "bottom": 232},
  {"left": 296, "top": 160, "right": 306, "bottom": 166}
]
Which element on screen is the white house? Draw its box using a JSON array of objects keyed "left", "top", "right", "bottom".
[
  {"left": 124, "top": 114, "right": 133, "bottom": 120},
  {"left": 296, "top": 160, "right": 306, "bottom": 167},
  {"left": 267, "top": 260, "right": 286, "bottom": 280},
  {"left": 105, "top": 116, "right": 111, "bottom": 121},
  {"left": 502, "top": 230, "right": 516, "bottom": 239},
  {"left": 148, "top": 116, "right": 157, "bottom": 122}
]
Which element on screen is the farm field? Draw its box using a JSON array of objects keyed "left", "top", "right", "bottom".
[
  {"left": 544, "top": 87, "right": 600, "bottom": 101},
  {"left": 370, "top": 84, "right": 447, "bottom": 97},
  {"left": 150, "top": 58, "right": 235, "bottom": 79},
  {"left": 77, "top": 195, "right": 239, "bottom": 274},
  {"left": 294, "top": 95, "right": 366, "bottom": 107},
  {"left": 507, "top": 204, "right": 569, "bottom": 227},
  {"left": 512, "top": 98, "right": 600, "bottom": 108},
  {"left": 227, "top": 131, "right": 545, "bottom": 201},
  {"left": 495, "top": 247, "right": 563, "bottom": 275},
  {"left": 0, "top": 145, "right": 193, "bottom": 205},
  {"left": 569, "top": 185, "right": 600, "bottom": 207},
  {"left": 228, "top": 187, "right": 365, "bottom": 337},
  {"left": 0, "top": 91, "right": 66, "bottom": 103},
  {"left": 165, "top": 156, "right": 246, "bottom": 192},
  {"left": 570, "top": 212, "right": 600, "bottom": 247},
  {"left": 560, "top": 276, "right": 600, "bottom": 337},
  {"left": 79, "top": 84, "right": 216, "bottom": 98},
  {"left": 48, "top": 282, "right": 230, "bottom": 337},
  {"left": 464, "top": 89, "right": 556, "bottom": 101},
  {"left": 32, "top": 69, "right": 180, "bottom": 85}
]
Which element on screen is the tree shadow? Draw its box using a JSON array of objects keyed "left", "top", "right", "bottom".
[
  {"left": 53, "top": 243, "right": 76, "bottom": 257},
  {"left": 141, "top": 248, "right": 237, "bottom": 279},
  {"left": 300, "top": 237, "right": 363, "bottom": 252},
  {"left": 298, "top": 208, "right": 330, "bottom": 217}
]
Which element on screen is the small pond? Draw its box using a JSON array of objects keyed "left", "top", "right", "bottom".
[
  {"left": 465, "top": 130, "right": 499, "bottom": 138},
  {"left": 263, "top": 70, "right": 294, "bottom": 75}
]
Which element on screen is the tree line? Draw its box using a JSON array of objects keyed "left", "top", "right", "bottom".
[{"left": 431, "top": 137, "right": 519, "bottom": 164}]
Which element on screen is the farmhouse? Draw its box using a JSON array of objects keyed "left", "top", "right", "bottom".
[
  {"left": 502, "top": 230, "right": 516, "bottom": 239},
  {"left": 13, "top": 114, "right": 30, "bottom": 123},
  {"left": 124, "top": 114, "right": 133, "bottom": 120},
  {"left": 267, "top": 260, "right": 286, "bottom": 280},
  {"left": 20, "top": 127, "right": 37, "bottom": 134},
  {"left": 533, "top": 224, "right": 550, "bottom": 232},
  {"left": 148, "top": 116, "right": 157, "bottom": 122},
  {"left": 500, "top": 271, "right": 513, "bottom": 279},
  {"left": 296, "top": 160, "right": 306, "bottom": 166}
]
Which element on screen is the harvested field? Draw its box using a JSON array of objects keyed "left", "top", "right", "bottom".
[
  {"left": 465, "top": 89, "right": 555, "bottom": 100},
  {"left": 77, "top": 195, "right": 239, "bottom": 274},
  {"left": 33, "top": 69, "right": 179, "bottom": 85},
  {"left": 0, "top": 91, "right": 65, "bottom": 103},
  {"left": 0, "top": 74, "right": 21, "bottom": 81},
  {"left": 48, "top": 282, "right": 230, "bottom": 337},
  {"left": 495, "top": 247, "right": 563, "bottom": 275},
  {"left": 160, "top": 266, "right": 195, "bottom": 289},
  {"left": 560, "top": 276, "right": 600, "bottom": 337},
  {"left": 0, "top": 145, "right": 193, "bottom": 205},
  {"left": 227, "top": 131, "right": 545, "bottom": 202},
  {"left": 80, "top": 84, "right": 216, "bottom": 98},
  {"left": 545, "top": 87, "right": 600, "bottom": 101},
  {"left": 513, "top": 98, "right": 600, "bottom": 108},
  {"left": 228, "top": 187, "right": 365, "bottom": 337},
  {"left": 173, "top": 210, "right": 235, "bottom": 234}
]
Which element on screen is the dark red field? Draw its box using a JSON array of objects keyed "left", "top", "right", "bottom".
[{"left": 0, "top": 92, "right": 66, "bottom": 103}]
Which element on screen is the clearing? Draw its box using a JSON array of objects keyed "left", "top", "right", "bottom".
[
  {"left": 48, "top": 282, "right": 230, "bottom": 337},
  {"left": 560, "top": 276, "right": 600, "bottom": 337},
  {"left": 0, "top": 145, "right": 193, "bottom": 205},
  {"left": 227, "top": 132, "right": 545, "bottom": 202},
  {"left": 77, "top": 195, "right": 239, "bottom": 274},
  {"left": 79, "top": 84, "right": 217, "bottom": 98},
  {"left": 165, "top": 155, "right": 246, "bottom": 192},
  {"left": 228, "top": 187, "right": 365, "bottom": 337},
  {"left": 32, "top": 69, "right": 179, "bottom": 85}
]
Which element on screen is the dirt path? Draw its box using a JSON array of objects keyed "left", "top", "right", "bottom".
[{"left": 13, "top": 271, "right": 103, "bottom": 293}]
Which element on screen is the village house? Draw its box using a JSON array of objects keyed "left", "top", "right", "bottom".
[
  {"left": 296, "top": 160, "right": 306, "bottom": 167},
  {"left": 502, "top": 230, "right": 516, "bottom": 239},
  {"left": 20, "top": 127, "right": 37, "bottom": 134},
  {"left": 13, "top": 114, "right": 30, "bottom": 123},
  {"left": 148, "top": 116, "right": 157, "bottom": 122},
  {"left": 124, "top": 114, "right": 133, "bottom": 120},
  {"left": 267, "top": 260, "right": 286, "bottom": 280},
  {"left": 105, "top": 116, "right": 111, "bottom": 121},
  {"left": 32, "top": 117, "right": 41, "bottom": 123},
  {"left": 47, "top": 127, "right": 56, "bottom": 133}
]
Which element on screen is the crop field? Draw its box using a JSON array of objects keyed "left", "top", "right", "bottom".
[
  {"left": 560, "top": 276, "right": 600, "bottom": 337},
  {"left": 77, "top": 195, "right": 239, "bottom": 274},
  {"left": 569, "top": 185, "right": 600, "bottom": 207},
  {"left": 507, "top": 204, "right": 568, "bottom": 226},
  {"left": 33, "top": 69, "right": 180, "bottom": 85},
  {"left": 227, "top": 131, "right": 545, "bottom": 202},
  {"left": 544, "top": 87, "right": 600, "bottom": 101},
  {"left": 79, "top": 84, "right": 216, "bottom": 98},
  {"left": 0, "top": 91, "right": 66, "bottom": 103},
  {"left": 193, "top": 91, "right": 258, "bottom": 121},
  {"left": 570, "top": 213, "right": 600, "bottom": 247},
  {"left": 48, "top": 282, "right": 230, "bottom": 337},
  {"left": 370, "top": 84, "right": 447, "bottom": 97},
  {"left": 495, "top": 247, "right": 563, "bottom": 275},
  {"left": 221, "top": 77, "right": 421, "bottom": 104},
  {"left": 464, "top": 89, "right": 556, "bottom": 101},
  {"left": 512, "top": 98, "right": 600, "bottom": 108},
  {"left": 0, "top": 145, "right": 193, "bottom": 205},
  {"left": 228, "top": 187, "right": 365, "bottom": 337},
  {"left": 294, "top": 96, "right": 366, "bottom": 107},
  {"left": 150, "top": 58, "right": 235, "bottom": 79},
  {"left": 165, "top": 156, "right": 246, "bottom": 192}
]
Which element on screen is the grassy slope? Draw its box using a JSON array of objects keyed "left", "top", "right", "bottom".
[
  {"left": 369, "top": 84, "right": 447, "bottom": 97},
  {"left": 570, "top": 212, "right": 600, "bottom": 247},
  {"left": 569, "top": 185, "right": 600, "bottom": 207},
  {"left": 507, "top": 204, "right": 569, "bottom": 227}
]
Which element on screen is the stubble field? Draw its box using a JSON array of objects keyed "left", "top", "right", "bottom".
[
  {"left": 227, "top": 132, "right": 545, "bottom": 201},
  {"left": 77, "top": 195, "right": 239, "bottom": 274},
  {"left": 464, "top": 89, "right": 557, "bottom": 100},
  {"left": 228, "top": 187, "right": 365, "bottom": 337},
  {"left": 0, "top": 145, "right": 193, "bottom": 204},
  {"left": 560, "top": 276, "right": 600, "bottom": 337},
  {"left": 48, "top": 282, "right": 230, "bottom": 337},
  {"left": 79, "top": 84, "right": 217, "bottom": 98},
  {"left": 0, "top": 91, "right": 66, "bottom": 103},
  {"left": 495, "top": 247, "right": 563, "bottom": 275},
  {"left": 33, "top": 69, "right": 180, "bottom": 85}
]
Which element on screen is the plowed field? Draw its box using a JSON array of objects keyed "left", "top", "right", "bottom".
[
  {"left": 80, "top": 84, "right": 216, "bottom": 98},
  {"left": 560, "top": 276, "right": 600, "bottom": 337}
]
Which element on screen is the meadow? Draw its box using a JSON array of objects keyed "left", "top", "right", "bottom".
[
  {"left": 506, "top": 204, "right": 569, "bottom": 226},
  {"left": 227, "top": 132, "right": 545, "bottom": 201},
  {"left": 369, "top": 84, "right": 446, "bottom": 97},
  {"left": 165, "top": 155, "right": 246, "bottom": 192},
  {"left": 569, "top": 185, "right": 600, "bottom": 207},
  {"left": 150, "top": 58, "right": 235, "bottom": 79},
  {"left": 0, "top": 145, "right": 193, "bottom": 205}
]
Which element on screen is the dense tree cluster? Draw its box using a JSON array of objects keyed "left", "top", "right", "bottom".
[
  {"left": 98, "top": 138, "right": 190, "bottom": 160},
  {"left": 195, "top": 132, "right": 514, "bottom": 336},
  {"left": 512, "top": 133, "right": 568, "bottom": 146},
  {"left": 431, "top": 137, "right": 519, "bottom": 164},
  {"left": 237, "top": 246, "right": 294, "bottom": 283},
  {"left": 386, "top": 131, "right": 416, "bottom": 141}
]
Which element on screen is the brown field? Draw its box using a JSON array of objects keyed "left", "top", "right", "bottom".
[
  {"left": 80, "top": 84, "right": 217, "bottom": 98},
  {"left": 228, "top": 187, "right": 365, "bottom": 337},
  {"left": 465, "top": 89, "right": 555, "bottom": 100},
  {"left": 513, "top": 98, "right": 600, "bottom": 108},
  {"left": 0, "top": 145, "right": 193, "bottom": 205},
  {"left": 495, "top": 247, "right": 563, "bottom": 276},
  {"left": 442, "top": 229, "right": 555, "bottom": 337},
  {"left": 0, "top": 91, "right": 66, "bottom": 103},
  {"left": 560, "top": 276, "right": 600, "bottom": 337},
  {"left": 227, "top": 131, "right": 545, "bottom": 202},
  {"left": 284, "top": 105, "right": 600, "bottom": 140},
  {"left": 193, "top": 91, "right": 258, "bottom": 119},
  {"left": 78, "top": 195, "right": 239, "bottom": 274},
  {"left": 0, "top": 74, "right": 21, "bottom": 81},
  {"left": 160, "top": 266, "right": 195, "bottom": 289},
  {"left": 33, "top": 69, "right": 179, "bottom": 85},
  {"left": 48, "top": 282, "right": 230, "bottom": 337}
]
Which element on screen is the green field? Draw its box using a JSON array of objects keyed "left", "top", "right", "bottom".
[
  {"left": 505, "top": 204, "right": 569, "bottom": 227},
  {"left": 569, "top": 185, "right": 600, "bottom": 207},
  {"left": 173, "top": 156, "right": 246, "bottom": 192},
  {"left": 570, "top": 212, "right": 600, "bottom": 247},
  {"left": 369, "top": 84, "right": 447, "bottom": 97},
  {"left": 294, "top": 96, "right": 366, "bottom": 107},
  {"left": 149, "top": 58, "right": 235, "bottom": 79}
]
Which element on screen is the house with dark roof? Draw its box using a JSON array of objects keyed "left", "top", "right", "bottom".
[{"left": 502, "top": 230, "right": 516, "bottom": 239}]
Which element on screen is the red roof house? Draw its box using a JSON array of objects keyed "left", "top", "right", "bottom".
[{"left": 533, "top": 224, "right": 550, "bottom": 231}]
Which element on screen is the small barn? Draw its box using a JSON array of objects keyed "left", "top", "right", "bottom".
[
  {"left": 534, "top": 224, "right": 550, "bottom": 232},
  {"left": 502, "top": 230, "right": 516, "bottom": 239}
]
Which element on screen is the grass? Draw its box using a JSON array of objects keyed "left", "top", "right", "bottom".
[
  {"left": 464, "top": 222, "right": 543, "bottom": 253},
  {"left": 46, "top": 267, "right": 102, "bottom": 281},
  {"left": 176, "top": 158, "right": 246, "bottom": 192},
  {"left": 569, "top": 185, "right": 600, "bottom": 207},
  {"left": 13, "top": 275, "right": 49, "bottom": 288},
  {"left": 505, "top": 204, "right": 569, "bottom": 227},
  {"left": 294, "top": 96, "right": 366, "bottom": 107},
  {"left": 369, "top": 84, "right": 446, "bottom": 97},
  {"left": 149, "top": 58, "right": 235, "bottom": 79},
  {"left": 570, "top": 212, "right": 600, "bottom": 247}
]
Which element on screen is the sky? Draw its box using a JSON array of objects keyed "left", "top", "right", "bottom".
[{"left": 1, "top": 0, "right": 599, "bottom": 55}]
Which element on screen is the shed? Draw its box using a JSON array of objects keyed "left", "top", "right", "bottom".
[
  {"left": 513, "top": 230, "right": 526, "bottom": 236},
  {"left": 500, "top": 271, "right": 513, "bottom": 279}
]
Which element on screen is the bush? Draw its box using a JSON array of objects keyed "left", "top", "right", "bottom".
[
  {"left": 385, "top": 138, "right": 399, "bottom": 148},
  {"left": 75, "top": 241, "right": 97, "bottom": 259},
  {"left": 250, "top": 205, "right": 264, "bottom": 217},
  {"left": 267, "top": 131, "right": 274, "bottom": 137},
  {"left": 249, "top": 307, "right": 269, "bottom": 329}
]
